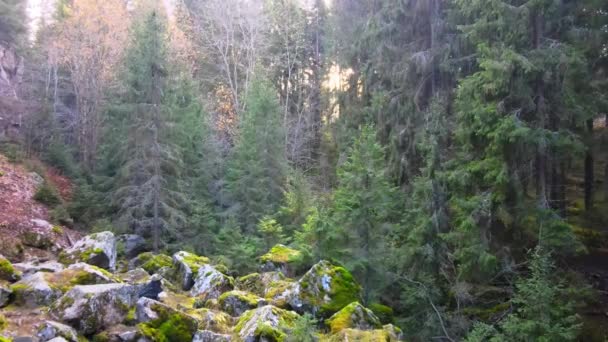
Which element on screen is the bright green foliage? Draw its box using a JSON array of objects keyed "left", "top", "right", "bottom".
[
  {"left": 226, "top": 79, "right": 288, "bottom": 231},
  {"left": 258, "top": 218, "right": 285, "bottom": 249},
  {"left": 260, "top": 244, "right": 302, "bottom": 265},
  {"left": 137, "top": 303, "right": 198, "bottom": 342},
  {"left": 286, "top": 313, "right": 317, "bottom": 342},
  {"left": 466, "top": 247, "right": 581, "bottom": 341}
]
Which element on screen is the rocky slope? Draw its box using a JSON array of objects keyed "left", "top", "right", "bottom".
[{"left": 0, "top": 232, "right": 403, "bottom": 342}]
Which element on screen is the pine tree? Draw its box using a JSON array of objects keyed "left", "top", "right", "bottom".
[{"left": 226, "top": 78, "right": 288, "bottom": 231}]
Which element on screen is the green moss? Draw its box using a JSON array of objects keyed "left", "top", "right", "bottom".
[
  {"left": 323, "top": 329, "right": 390, "bottom": 341},
  {"left": 0, "top": 313, "right": 7, "bottom": 332},
  {"left": 0, "top": 336, "right": 12, "bottom": 342},
  {"left": 9, "top": 283, "right": 30, "bottom": 305},
  {"left": 0, "top": 257, "right": 18, "bottom": 281},
  {"left": 125, "top": 307, "right": 137, "bottom": 325},
  {"left": 256, "top": 322, "right": 287, "bottom": 341},
  {"left": 260, "top": 244, "right": 303, "bottom": 265},
  {"left": 319, "top": 266, "right": 361, "bottom": 315},
  {"left": 325, "top": 302, "right": 381, "bottom": 334},
  {"left": 137, "top": 304, "right": 198, "bottom": 342},
  {"left": 219, "top": 290, "right": 260, "bottom": 307},
  {"left": 80, "top": 247, "right": 104, "bottom": 261},
  {"left": 368, "top": 303, "right": 394, "bottom": 324},
  {"left": 52, "top": 225, "right": 64, "bottom": 234},
  {"left": 178, "top": 251, "right": 210, "bottom": 276},
  {"left": 92, "top": 331, "right": 110, "bottom": 342},
  {"left": 139, "top": 253, "right": 173, "bottom": 274}
]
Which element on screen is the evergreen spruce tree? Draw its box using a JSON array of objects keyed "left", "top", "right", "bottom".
[
  {"left": 101, "top": 8, "right": 205, "bottom": 251},
  {"left": 466, "top": 247, "right": 581, "bottom": 341},
  {"left": 323, "top": 125, "right": 401, "bottom": 304},
  {"left": 226, "top": 79, "right": 288, "bottom": 231}
]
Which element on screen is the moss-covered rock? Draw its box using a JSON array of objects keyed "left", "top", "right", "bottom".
[
  {"left": 325, "top": 302, "right": 382, "bottom": 334},
  {"left": 234, "top": 305, "right": 300, "bottom": 342},
  {"left": 129, "top": 252, "right": 173, "bottom": 275},
  {"left": 12, "top": 260, "right": 64, "bottom": 276},
  {"left": 37, "top": 321, "right": 79, "bottom": 342},
  {"left": 192, "top": 330, "right": 232, "bottom": 342},
  {"left": 20, "top": 231, "right": 53, "bottom": 249},
  {"left": 118, "top": 268, "right": 150, "bottom": 285},
  {"left": 135, "top": 297, "right": 198, "bottom": 342},
  {"left": 172, "top": 251, "right": 210, "bottom": 291},
  {"left": 60, "top": 232, "right": 117, "bottom": 271},
  {"left": 236, "top": 271, "right": 285, "bottom": 297},
  {"left": 190, "top": 264, "right": 234, "bottom": 301},
  {"left": 187, "top": 308, "right": 233, "bottom": 334},
  {"left": 0, "top": 313, "right": 6, "bottom": 332},
  {"left": 259, "top": 245, "right": 303, "bottom": 277},
  {"left": 10, "top": 272, "right": 62, "bottom": 307},
  {"left": 271, "top": 260, "right": 361, "bottom": 317},
  {"left": 0, "top": 255, "right": 20, "bottom": 282},
  {"left": 322, "top": 328, "right": 392, "bottom": 342},
  {"left": 0, "top": 281, "right": 11, "bottom": 307},
  {"left": 368, "top": 303, "right": 394, "bottom": 324},
  {"left": 52, "top": 283, "right": 140, "bottom": 335},
  {"left": 218, "top": 290, "right": 266, "bottom": 317}
]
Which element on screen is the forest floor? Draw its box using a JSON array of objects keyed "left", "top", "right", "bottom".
[
  {"left": 565, "top": 127, "right": 608, "bottom": 340},
  {"left": 0, "top": 153, "right": 79, "bottom": 262}
]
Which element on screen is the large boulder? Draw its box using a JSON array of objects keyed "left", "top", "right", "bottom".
[
  {"left": 259, "top": 244, "right": 303, "bottom": 277},
  {"left": 60, "top": 232, "right": 117, "bottom": 271},
  {"left": 20, "top": 230, "right": 53, "bottom": 249},
  {"left": 135, "top": 297, "right": 199, "bottom": 342},
  {"left": 37, "top": 321, "right": 78, "bottom": 342},
  {"left": 128, "top": 252, "right": 172, "bottom": 275},
  {"left": 325, "top": 302, "right": 382, "bottom": 334},
  {"left": 188, "top": 309, "right": 233, "bottom": 334},
  {"left": 236, "top": 272, "right": 285, "bottom": 297},
  {"left": 190, "top": 264, "right": 234, "bottom": 301},
  {"left": 52, "top": 283, "right": 139, "bottom": 335},
  {"left": 172, "top": 251, "right": 210, "bottom": 290},
  {"left": 136, "top": 274, "right": 163, "bottom": 300},
  {"left": 234, "top": 305, "right": 299, "bottom": 342},
  {"left": 192, "top": 330, "right": 232, "bottom": 342},
  {"left": 218, "top": 290, "right": 267, "bottom": 317},
  {"left": 10, "top": 272, "right": 62, "bottom": 307},
  {"left": 117, "top": 234, "right": 148, "bottom": 259},
  {"left": 0, "top": 254, "right": 21, "bottom": 281},
  {"left": 13, "top": 260, "right": 64, "bottom": 276},
  {"left": 270, "top": 260, "right": 361, "bottom": 317},
  {"left": 11, "top": 263, "right": 119, "bottom": 307},
  {"left": 0, "top": 281, "right": 11, "bottom": 307}
]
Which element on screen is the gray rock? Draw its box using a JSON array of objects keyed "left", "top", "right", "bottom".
[
  {"left": 192, "top": 330, "right": 232, "bottom": 342},
  {"left": 172, "top": 251, "right": 209, "bottom": 290},
  {"left": 190, "top": 264, "right": 234, "bottom": 300},
  {"left": 52, "top": 283, "right": 139, "bottom": 335},
  {"left": 119, "top": 268, "right": 150, "bottom": 284},
  {"left": 67, "top": 262, "right": 117, "bottom": 283},
  {"left": 234, "top": 305, "right": 299, "bottom": 342},
  {"left": 13, "top": 337, "right": 36, "bottom": 342},
  {"left": 218, "top": 290, "right": 266, "bottom": 317},
  {"left": 325, "top": 302, "right": 382, "bottom": 333},
  {"left": 137, "top": 274, "right": 163, "bottom": 300},
  {"left": 47, "top": 338, "right": 68, "bottom": 342},
  {"left": 118, "top": 234, "right": 147, "bottom": 259},
  {"left": 12, "top": 272, "right": 62, "bottom": 307},
  {"left": 0, "top": 281, "right": 11, "bottom": 307},
  {"left": 13, "top": 260, "right": 65, "bottom": 276},
  {"left": 37, "top": 321, "right": 78, "bottom": 342},
  {"left": 61, "top": 231, "right": 117, "bottom": 271}
]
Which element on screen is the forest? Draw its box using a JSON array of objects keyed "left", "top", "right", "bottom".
[{"left": 0, "top": 0, "right": 607, "bottom": 341}]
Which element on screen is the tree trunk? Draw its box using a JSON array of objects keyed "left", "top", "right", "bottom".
[{"left": 584, "top": 119, "right": 594, "bottom": 211}]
